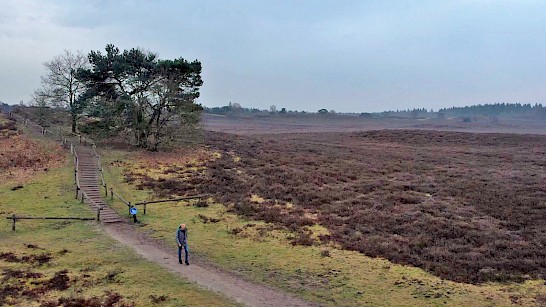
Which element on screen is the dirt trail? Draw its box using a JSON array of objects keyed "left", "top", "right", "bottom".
[
  {"left": 69, "top": 146, "right": 315, "bottom": 307},
  {"left": 104, "top": 223, "right": 314, "bottom": 307},
  {"left": 0, "top": 111, "right": 316, "bottom": 307}
]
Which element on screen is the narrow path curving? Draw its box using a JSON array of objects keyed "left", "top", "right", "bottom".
[{"left": 74, "top": 145, "right": 316, "bottom": 307}]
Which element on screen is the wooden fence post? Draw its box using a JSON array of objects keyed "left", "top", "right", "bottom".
[
  {"left": 81, "top": 193, "right": 84, "bottom": 204},
  {"left": 96, "top": 207, "right": 101, "bottom": 222},
  {"left": 75, "top": 186, "right": 79, "bottom": 199},
  {"left": 110, "top": 188, "right": 113, "bottom": 200},
  {"left": 144, "top": 204, "right": 147, "bottom": 215},
  {"left": 131, "top": 204, "right": 138, "bottom": 223},
  {"left": 11, "top": 214, "right": 16, "bottom": 231},
  {"left": 104, "top": 184, "right": 108, "bottom": 197}
]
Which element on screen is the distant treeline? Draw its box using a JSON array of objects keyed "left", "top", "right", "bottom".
[
  {"left": 438, "top": 103, "right": 544, "bottom": 117},
  {"left": 376, "top": 103, "right": 546, "bottom": 118},
  {"left": 205, "top": 103, "right": 305, "bottom": 116},
  {"left": 205, "top": 102, "right": 546, "bottom": 119},
  {"left": 374, "top": 108, "right": 431, "bottom": 118}
]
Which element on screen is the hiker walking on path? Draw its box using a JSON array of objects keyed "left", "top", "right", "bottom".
[{"left": 177, "top": 223, "right": 189, "bottom": 265}]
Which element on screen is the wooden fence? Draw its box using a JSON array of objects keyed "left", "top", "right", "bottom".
[
  {"left": 1, "top": 108, "right": 107, "bottom": 228},
  {"left": 6, "top": 214, "right": 97, "bottom": 231},
  {"left": 1, "top": 107, "right": 211, "bottom": 224},
  {"left": 133, "top": 195, "right": 209, "bottom": 215},
  {"left": 110, "top": 188, "right": 132, "bottom": 210}
]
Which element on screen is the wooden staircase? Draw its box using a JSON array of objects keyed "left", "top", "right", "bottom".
[{"left": 75, "top": 146, "right": 123, "bottom": 223}]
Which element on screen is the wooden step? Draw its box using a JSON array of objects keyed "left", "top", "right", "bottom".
[
  {"left": 85, "top": 199, "right": 106, "bottom": 204},
  {"left": 85, "top": 200, "right": 108, "bottom": 206},
  {"left": 86, "top": 193, "right": 105, "bottom": 197},
  {"left": 86, "top": 197, "right": 106, "bottom": 201},
  {"left": 102, "top": 220, "right": 123, "bottom": 223},
  {"left": 100, "top": 214, "right": 119, "bottom": 219},
  {"left": 85, "top": 192, "right": 103, "bottom": 195},
  {"left": 74, "top": 146, "right": 124, "bottom": 223}
]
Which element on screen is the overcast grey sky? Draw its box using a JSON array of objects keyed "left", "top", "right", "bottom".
[{"left": 1, "top": 0, "right": 546, "bottom": 112}]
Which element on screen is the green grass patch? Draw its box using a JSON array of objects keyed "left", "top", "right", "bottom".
[
  {"left": 101, "top": 148, "right": 546, "bottom": 306},
  {"left": 0, "top": 159, "right": 238, "bottom": 306}
]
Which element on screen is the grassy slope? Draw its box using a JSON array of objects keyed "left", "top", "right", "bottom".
[
  {"left": 101, "top": 149, "right": 546, "bottom": 307},
  {"left": 0, "top": 159, "right": 238, "bottom": 306}
]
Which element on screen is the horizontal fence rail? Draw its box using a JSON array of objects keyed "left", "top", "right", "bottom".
[
  {"left": 134, "top": 194, "right": 210, "bottom": 215},
  {"left": 7, "top": 214, "right": 98, "bottom": 231},
  {"left": 110, "top": 188, "right": 131, "bottom": 207},
  {"left": 134, "top": 195, "right": 210, "bottom": 206}
]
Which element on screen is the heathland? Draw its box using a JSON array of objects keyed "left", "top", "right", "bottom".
[
  {"left": 3, "top": 108, "right": 546, "bottom": 306},
  {"left": 100, "top": 119, "right": 546, "bottom": 306}
]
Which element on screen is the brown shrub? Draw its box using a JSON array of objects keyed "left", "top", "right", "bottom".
[
  {"left": 0, "top": 128, "right": 64, "bottom": 181},
  {"left": 0, "top": 252, "right": 21, "bottom": 262},
  {"left": 291, "top": 230, "right": 315, "bottom": 246},
  {"left": 125, "top": 130, "right": 546, "bottom": 284},
  {"left": 47, "top": 270, "right": 70, "bottom": 291},
  {"left": 150, "top": 294, "right": 168, "bottom": 303}
]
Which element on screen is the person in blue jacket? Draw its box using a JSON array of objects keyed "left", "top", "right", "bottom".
[{"left": 176, "top": 223, "right": 189, "bottom": 265}]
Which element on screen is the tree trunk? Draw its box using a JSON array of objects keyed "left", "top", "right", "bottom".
[
  {"left": 139, "top": 131, "right": 147, "bottom": 148},
  {"left": 71, "top": 113, "right": 77, "bottom": 133},
  {"left": 70, "top": 89, "right": 76, "bottom": 133},
  {"left": 150, "top": 106, "right": 162, "bottom": 151}
]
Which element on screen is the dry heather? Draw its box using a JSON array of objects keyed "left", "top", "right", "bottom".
[
  {"left": 0, "top": 117, "right": 64, "bottom": 181},
  {"left": 125, "top": 130, "right": 546, "bottom": 284},
  {"left": 0, "top": 247, "right": 134, "bottom": 307}
]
